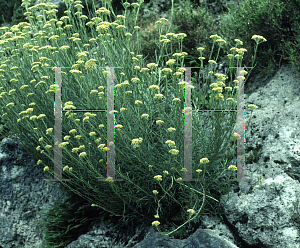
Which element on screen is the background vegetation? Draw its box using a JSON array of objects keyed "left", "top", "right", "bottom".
[{"left": 2, "top": 0, "right": 300, "bottom": 83}]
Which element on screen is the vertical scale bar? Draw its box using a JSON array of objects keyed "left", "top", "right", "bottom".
[
  {"left": 179, "top": 66, "right": 253, "bottom": 182},
  {"left": 45, "top": 66, "right": 71, "bottom": 182},
  {"left": 43, "top": 66, "right": 124, "bottom": 182},
  {"left": 99, "top": 66, "right": 124, "bottom": 182},
  {"left": 180, "top": 67, "right": 201, "bottom": 182},
  {"left": 229, "top": 66, "right": 254, "bottom": 182},
  {"left": 43, "top": 65, "right": 123, "bottom": 182}
]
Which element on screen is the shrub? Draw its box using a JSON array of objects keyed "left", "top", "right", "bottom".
[
  {"left": 135, "top": 0, "right": 227, "bottom": 70},
  {"left": 218, "top": 0, "right": 300, "bottom": 78},
  {"left": 0, "top": 0, "right": 263, "bottom": 245},
  {"left": 0, "top": 0, "right": 40, "bottom": 28}
]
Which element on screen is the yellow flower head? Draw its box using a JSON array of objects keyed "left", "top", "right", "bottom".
[
  {"left": 154, "top": 175, "right": 162, "bottom": 181},
  {"left": 187, "top": 209, "right": 195, "bottom": 215},
  {"left": 200, "top": 158, "right": 209, "bottom": 164},
  {"left": 233, "top": 132, "right": 241, "bottom": 139},
  {"left": 152, "top": 221, "right": 160, "bottom": 227},
  {"left": 228, "top": 165, "right": 237, "bottom": 171},
  {"left": 248, "top": 104, "right": 258, "bottom": 110}
]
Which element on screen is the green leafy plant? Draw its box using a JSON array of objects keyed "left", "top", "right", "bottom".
[
  {"left": 0, "top": 0, "right": 22, "bottom": 26},
  {"left": 275, "top": 0, "right": 300, "bottom": 77},
  {"left": 135, "top": 0, "right": 225, "bottom": 71},
  {"left": 218, "top": 0, "right": 300, "bottom": 79},
  {"left": 0, "top": 0, "right": 263, "bottom": 245},
  {"left": 0, "top": 0, "right": 39, "bottom": 29}
]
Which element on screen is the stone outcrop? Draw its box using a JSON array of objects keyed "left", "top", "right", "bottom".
[
  {"left": 65, "top": 221, "right": 239, "bottom": 248},
  {"left": 220, "top": 61, "right": 300, "bottom": 247},
  {"left": 0, "top": 136, "right": 73, "bottom": 248}
]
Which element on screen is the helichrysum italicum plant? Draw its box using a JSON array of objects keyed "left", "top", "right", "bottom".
[{"left": 0, "top": 0, "right": 265, "bottom": 239}]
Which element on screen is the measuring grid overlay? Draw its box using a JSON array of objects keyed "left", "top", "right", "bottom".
[{"left": 45, "top": 65, "right": 254, "bottom": 183}]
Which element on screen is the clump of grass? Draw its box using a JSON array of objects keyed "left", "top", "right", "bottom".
[{"left": 0, "top": 0, "right": 263, "bottom": 244}]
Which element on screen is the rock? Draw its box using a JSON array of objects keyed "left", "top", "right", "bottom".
[
  {"left": 65, "top": 215, "right": 239, "bottom": 248},
  {"left": 0, "top": 136, "right": 73, "bottom": 248},
  {"left": 0, "top": 132, "right": 238, "bottom": 248},
  {"left": 220, "top": 61, "right": 300, "bottom": 247},
  {"left": 130, "top": 227, "right": 239, "bottom": 248}
]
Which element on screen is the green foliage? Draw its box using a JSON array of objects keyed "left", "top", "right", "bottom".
[
  {"left": 0, "top": 123, "right": 4, "bottom": 139},
  {"left": 218, "top": 0, "right": 300, "bottom": 79},
  {"left": 0, "top": 0, "right": 36, "bottom": 28},
  {"left": 0, "top": 0, "right": 20, "bottom": 26},
  {"left": 278, "top": 0, "right": 300, "bottom": 78},
  {"left": 0, "top": 122, "right": 15, "bottom": 141},
  {"left": 36, "top": 192, "right": 109, "bottom": 248},
  {"left": 136, "top": 0, "right": 223, "bottom": 70},
  {"left": 134, "top": 0, "right": 236, "bottom": 107},
  {"left": 10, "top": 0, "right": 35, "bottom": 27}
]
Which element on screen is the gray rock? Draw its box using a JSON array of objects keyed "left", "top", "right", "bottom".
[
  {"left": 219, "top": 62, "right": 300, "bottom": 248},
  {"left": 65, "top": 215, "right": 239, "bottom": 248},
  {"left": 130, "top": 226, "right": 239, "bottom": 248},
  {"left": 0, "top": 136, "right": 73, "bottom": 248}
]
